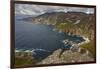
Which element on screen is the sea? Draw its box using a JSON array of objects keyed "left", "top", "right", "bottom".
[{"left": 15, "top": 15, "right": 84, "bottom": 59}]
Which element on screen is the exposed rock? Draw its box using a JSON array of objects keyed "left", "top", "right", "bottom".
[
  {"left": 37, "top": 49, "right": 66, "bottom": 64},
  {"left": 20, "top": 11, "right": 95, "bottom": 65},
  {"left": 31, "top": 12, "right": 95, "bottom": 41},
  {"left": 74, "top": 20, "right": 80, "bottom": 24},
  {"left": 37, "top": 49, "right": 94, "bottom": 65}
]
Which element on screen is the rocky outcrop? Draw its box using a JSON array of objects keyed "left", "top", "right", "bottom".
[
  {"left": 37, "top": 49, "right": 94, "bottom": 65},
  {"left": 37, "top": 36, "right": 93, "bottom": 65}
]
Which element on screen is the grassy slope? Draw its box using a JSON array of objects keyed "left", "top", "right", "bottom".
[
  {"left": 80, "top": 40, "right": 96, "bottom": 58},
  {"left": 14, "top": 52, "right": 38, "bottom": 67}
]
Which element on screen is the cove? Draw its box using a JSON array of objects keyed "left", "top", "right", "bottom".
[{"left": 15, "top": 15, "right": 84, "bottom": 59}]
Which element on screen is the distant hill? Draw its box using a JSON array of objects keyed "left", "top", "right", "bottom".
[{"left": 30, "top": 12, "right": 95, "bottom": 40}]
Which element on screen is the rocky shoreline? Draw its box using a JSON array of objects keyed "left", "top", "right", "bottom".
[
  {"left": 36, "top": 35, "right": 94, "bottom": 64},
  {"left": 15, "top": 21, "right": 94, "bottom": 66},
  {"left": 62, "top": 35, "right": 90, "bottom": 50},
  {"left": 14, "top": 12, "right": 95, "bottom": 66},
  {"left": 15, "top": 33, "right": 93, "bottom": 65}
]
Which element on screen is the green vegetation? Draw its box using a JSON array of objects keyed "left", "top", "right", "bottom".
[
  {"left": 15, "top": 12, "right": 95, "bottom": 66},
  {"left": 14, "top": 52, "right": 38, "bottom": 67},
  {"left": 56, "top": 22, "right": 72, "bottom": 29},
  {"left": 80, "top": 41, "right": 96, "bottom": 58},
  {"left": 32, "top": 12, "right": 96, "bottom": 62},
  {"left": 33, "top": 12, "right": 95, "bottom": 40}
]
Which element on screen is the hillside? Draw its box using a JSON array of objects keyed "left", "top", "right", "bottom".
[
  {"left": 14, "top": 12, "right": 95, "bottom": 67},
  {"left": 31, "top": 12, "right": 95, "bottom": 40},
  {"left": 31, "top": 12, "right": 95, "bottom": 58}
]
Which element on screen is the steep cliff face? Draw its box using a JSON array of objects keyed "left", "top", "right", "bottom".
[{"left": 31, "top": 12, "right": 95, "bottom": 40}]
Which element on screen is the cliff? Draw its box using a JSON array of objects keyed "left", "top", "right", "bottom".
[
  {"left": 16, "top": 12, "right": 95, "bottom": 66},
  {"left": 30, "top": 12, "right": 95, "bottom": 40}
]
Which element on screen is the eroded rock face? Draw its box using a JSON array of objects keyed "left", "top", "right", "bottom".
[
  {"left": 31, "top": 12, "right": 95, "bottom": 41},
  {"left": 37, "top": 49, "right": 94, "bottom": 65}
]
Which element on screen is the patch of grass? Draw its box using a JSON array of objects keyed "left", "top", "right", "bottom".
[
  {"left": 14, "top": 53, "right": 38, "bottom": 67},
  {"left": 55, "top": 22, "right": 73, "bottom": 30},
  {"left": 80, "top": 40, "right": 96, "bottom": 58}
]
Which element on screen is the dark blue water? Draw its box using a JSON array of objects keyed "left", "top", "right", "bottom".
[
  {"left": 15, "top": 15, "right": 84, "bottom": 59},
  {"left": 15, "top": 21, "right": 67, "bottom": 51}
]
